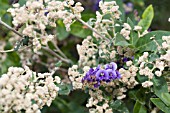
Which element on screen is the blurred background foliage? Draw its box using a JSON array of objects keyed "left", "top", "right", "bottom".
[{"left": 0, "top": 0, "right": 170, "bottom": 113}]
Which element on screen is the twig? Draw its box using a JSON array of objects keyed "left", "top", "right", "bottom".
[
  {"left": 0, "top": 49, "right": 14, "bottom": 53},
  {"left": 68, "top": 5, "right": 109, "bottom": 41},
  {"left": 0, "top": 45, "right": 32, "bottom": 53},
  {"left": 76, "top": 17, "right": 110, "bottom": 41},
  {"left": 0, "top": 18, "right": 23, "bottom": 37},
  {"left": 51, "top": 41, "right": 67, "bottom": 59},
  {"left": 0, "top": 19, "right": 72, "bottom": 64},
  {"left": 42, "top": 46, "right": 72, "bottom": 64}
]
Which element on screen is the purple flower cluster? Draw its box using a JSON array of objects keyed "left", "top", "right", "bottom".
[{"left": 82, "top": 62, "right": 121, "bottom": 88}]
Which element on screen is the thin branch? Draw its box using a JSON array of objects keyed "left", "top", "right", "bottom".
[
  {"left": 42, "top": 46, "right": 72, "bottom": 64},
  {"left": 0, "top": 49, "right": 14, "bottom": 53},
  {"left": 0, "top": 19, "right": 71, "bottom": 63},
  {"left": 68, "top": 5, "right": 109, "bottom": 41},
  {"left": 0, "top": 44, "right": 32, "bottom": 53},
  {"left": 0, "top": 19, "right": 72, "bottom": 64},
  {"left": 0, "top": 18, "right": 23, "bottom": 37},
  {"left": 76, "top": 17, "right": 110, "bottom": 41},
  {"left": 51, "top": 41, "right": 67, "bottom": 59}
]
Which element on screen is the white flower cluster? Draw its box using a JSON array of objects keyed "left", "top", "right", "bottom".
[
  {"left": 120, "top": 23, "right": 132, "bottom": 40},
  {"left": 161, "top": 36, "right": 170, "bottom": 63},
  {"left": 138, "top": 52, "right": 155, "bottom": 81},
  {"left": 68, "top": 65, "right": 84, "bottom": 89},
  {"left": 77, "top": 35, "right": 118, "bottom": 67},
  {"left": 0, "top": 66, "right": 61, "bottom": 113},
  {"left": 92, "top": 1, "right": 120, "bottom": 38},
  {"left": 87, "top": 90, "right": 112, "bottom": 113},
  {"left": 0, "top": 41, "right": 6, "bottom": 63},
  {"left": 99, "top": 1, "right": 120, "bottom": 16},
  {"left": 77, "top": 36, "right": 97, "bottom": 66},
  {"left": 119, "top": 61, "right": 139, "bottom": 89},
  {"left": 7, "top": 0, "right": 84, "bottom": 52}
]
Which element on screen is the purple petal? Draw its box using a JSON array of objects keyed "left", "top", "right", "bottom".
[
  {"left": 96, "top": 69, "right": 109, "bottom": 81},
  {"left": 105, "top": 62, "right": 117, "bottom": 71},
  {"left": 116, "top": 70, "right": 121, "bottom": 79},
  {"left": 106, "top": 69, "right": 117, "bottom": 79},
  {"left": 94, "top": 81, "right": 100, "bottom": 88}
]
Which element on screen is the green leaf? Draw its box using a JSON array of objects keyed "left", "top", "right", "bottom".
[
  {"left": 161, "top": 93, "right": 170, "bottom": 107},
  {"left": 136, "top": 88, "right": 147, "bottom": 105},
  {"left": 128, "top": 88, "right": 147, "bottom": 105},
  {"left": 127, "top": 18, "right": 139, "bottom": 47},
  {"left": 138, "top": 5, "right": 154, "bottom": 32},
  {"left": 55, "top": 61, "right": 62, "bottom": 67},
  {"left": 127, "top": 18, "right": 135, "bottom": 29},
  {"left": 58, "top": 84, "right": 72, "bottom": 95},
  {"left": 133, "top": 101, "right": 147, "bottom": 113},
  {"left": 136, "top": 31, "right": 170, "bottom": 52},
  {"left": 136, "top": 73, "right": 148, "bottom": 83},
  {"left": 110, "top": 100, "right": 129, "bottom": 113},
  {"left": 53, "top": 97, "right": 70, "bottom": 113},
  {"left": 70, "top": 13, "right": 94, "bottom": 38},
  {"left": 115, "top": 33, "right": 130, "bottom": 47},
  {"left": 70, "top": 21, "right": 92, "bottom": 38},
  {"left": 0, "top": 42, "right": 21, "bottom": 74},
  {"left": 130, "top": 31, "right": 139, "bottom": 47},
  {"left": 151, "top": 98, "right": 170, "bottom": 113},
  {"left": 148, "top": 53, "right": 159, "bottom": 62},
  {"left": 153, "top": 76, "right": 168, "bottom": 96},
  {"left": 153, "top": 76, "right": 169, "bottom": 106},
  {"left": 56, "top": 20, "right": 69, "bottom": 41}
]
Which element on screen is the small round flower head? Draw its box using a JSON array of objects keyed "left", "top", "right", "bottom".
[
  {"left": 96, "top": 69, "right": 109, "bottom": 81},
  {"left": 116, "top": 70, "right": 121, "bottom": 79},
  {"left": 106, "top": 69, "right": 117, "bottom": 80},
  {"left": 82, "top": 62, "right": 121, "bottom": 88},
  {"left": 105, "top": 62, "right": 117, "bottom": 71}
]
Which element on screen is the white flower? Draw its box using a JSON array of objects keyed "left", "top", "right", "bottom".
[
  {"left": 134, "top": 26, "right": 142, "bottom": 31},
  {"left": 55, "top": 76, "right": 61, "bottom": 83},
  {"left": 123, "top": 23, "right": 131, "bottom": 30},
  {"left": 0, "top": 66, "right": 60, "bottom": 113},
  {"left": 117, "top": 94, "right": 126, "bottom": 100},
  {"left": 155, "top": 71, "right": 162, "bottom": 77},
  {"left": 162, "top": 42, "right": 169, "bottom": 48},
  {"left": 102, "top": 103, "right": 109, "bottom": 109},
  {"left": 143, "top": 52, "right": 149, "bottom": 58},
  {"left": 126, "top": 61, "right": 132, "bottom": 66},
  {"left": 142, "top": 81, "right": 153, "bottom": 88}
]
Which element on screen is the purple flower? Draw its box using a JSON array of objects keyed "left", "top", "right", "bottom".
[
  {"left": 116, "top": 70, "right": 121, "bottom": 79},
  {"left": 106, "top": 69, "right": 117, "bottom": 80},
  {"left": 93, "top": 0, "right": 101, "bottom": 11},
  {"left": 127, "top": 2, "right": 133, "bottom": 8},
  {"left": 82, "top": 62, "right": 121, "bottom": 88},
  {"left": 96, "top": 69, "right": 109, "bottom": 81},
  {"left": 105, "top": 62, "right": 117, "bottom": 71},
  {"left": 44, "top": 12, "right": 49, "bottom": 16},
  {"left": 123, "top": 57, "right": 129, "bottom": 62},
  {"left": 124, "top": 2, "right": 134, "bottom": 14},
  {"left": 94, "top": 81, "right": 100, "bottom": 88}
]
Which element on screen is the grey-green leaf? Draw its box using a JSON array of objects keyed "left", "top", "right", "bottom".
[
  {"left": 151, "top": 98, "right": 170, "bottom": 113},
  {"left": 115, "top": 33, "right": 130, "bottom": 47},
  {"left": 55, "top": 61, "right": 62, "bottom": 67},
  {"left": 136, "top": 31, "right": 170, "bottom": 52},
  {"left": 161, "top": 93, "right": 170, "bottom": 107},
  {"left": 110, "top": 100, "right": 129, "bottom": 113},
  {"left": 133, "top": 101, "right": 147, "bottom": 113},
  {"left": 138, "top": 5, "right": 154, "bottom": 32},
  {"left": 152, "top": 76, "right": 169, "bottom": 106}
]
